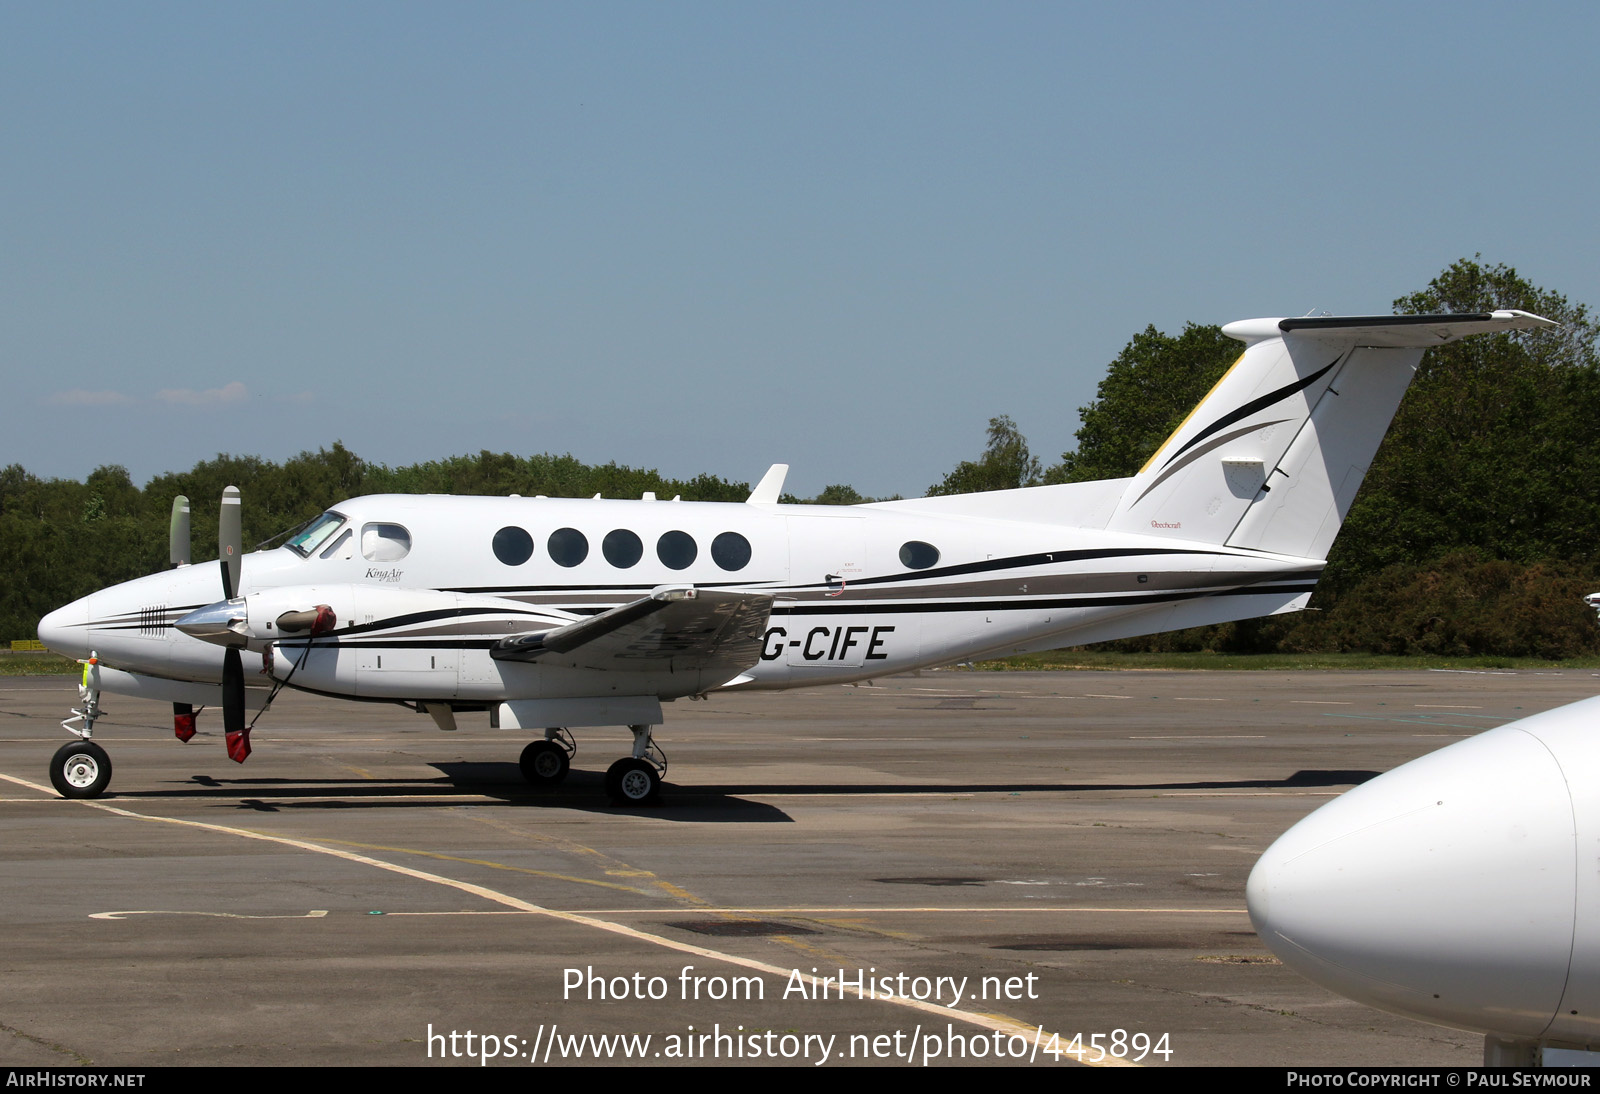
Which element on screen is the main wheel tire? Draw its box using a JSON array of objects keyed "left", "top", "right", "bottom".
[
  {"left": 519, "top": 740, "right": 570, "bottom": 786},
  {"left": 605, "top": 757, "right": 661, "bottom": 806},
  {"left": 50, "top": 741, "right": 112, "bottom": 799}
]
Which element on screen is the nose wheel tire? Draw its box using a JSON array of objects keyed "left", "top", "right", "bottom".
[
  {"left": 50, "top": 741, "right": 112, "bottom": 799},
  {"left": 519, "top": 740, "right": 571, "bottom": 786},
  {"left": 605, "top": 758, "right": 661, "bottom": 806}
]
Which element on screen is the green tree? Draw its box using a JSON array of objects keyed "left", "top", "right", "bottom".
[
  {"left": 1326, "top": 257, "right": 1600, "bottom": 589},
  {"left": 779, "top": 484, "right": 901, "bottom": 504},
  {"left": 813, "top": 484, "right": 866, "bottom": 505},
  {"left": 927, "top": 416, "right": 1041, "bottom": 496},
  {"left": 1047, "top": 323, "right": 1239, "bottom": 483}
]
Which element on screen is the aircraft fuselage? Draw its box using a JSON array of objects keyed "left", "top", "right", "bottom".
[{"left": 40, "top": 491, "right": 1319, "bottom": 705}]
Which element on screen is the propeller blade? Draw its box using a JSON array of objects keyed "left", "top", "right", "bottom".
[
  {"left": 169, "top": 496, "right": 190, "bottom": 568},
  {"left": 173, "top": 702, "right": 196, "bottom": 743},
  {"left": 222, "top": 647, "right": 250, "bottom": 763},
  {"left": 219, "top": 486, "right": 242, "bottom": 600}
]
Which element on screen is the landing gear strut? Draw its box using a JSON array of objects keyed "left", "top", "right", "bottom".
[
  {"left": 605, "top": 724, "right": 665, "bottom": 806},
  {"left": 52, "top": 654, "right": 113, "bottom": 799}
]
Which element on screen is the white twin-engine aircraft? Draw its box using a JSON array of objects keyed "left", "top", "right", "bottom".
[{"left": 38, "top": 310, "right": 1552, "bottom": 804}]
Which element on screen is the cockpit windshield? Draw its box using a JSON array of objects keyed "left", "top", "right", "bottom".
[{"left": 285, "top": 511, "right": 347, "bottom": 558}]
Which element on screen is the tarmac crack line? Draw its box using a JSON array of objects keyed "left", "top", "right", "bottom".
[
  {"left": 0, "top": 769, "right": 1131, "bottom": 1067},
  {"left": 1125, "top": 978, "right": 1475, "bottom": 1052},
  {"left": 0, "top": 1019, "right": 94, "bottom": 1065}
]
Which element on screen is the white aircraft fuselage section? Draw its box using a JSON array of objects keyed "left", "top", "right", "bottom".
[
  {"left": 1249, "top": 694, "right": 1600, "bottom": 1060},
  {"left": 44, "top": 491, "right": 1320, "bottom": 704}
]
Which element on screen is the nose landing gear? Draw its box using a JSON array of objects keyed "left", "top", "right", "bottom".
[
  {"left": 50, "top": 740, "right": 112, "bottom": 799},
  {"left": 53, "top": 654, "right": 113, "bottom": 799}
]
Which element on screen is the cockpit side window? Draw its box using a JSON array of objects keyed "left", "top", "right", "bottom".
[
  {"left": 319, "top": 528, "right": 354, "bottom": 559},
  {"left": 361, "top": 523, "right": 412, "bottom": 562},
  {"left": 286, "top": 511, "right": 347, "bottom": 558}
]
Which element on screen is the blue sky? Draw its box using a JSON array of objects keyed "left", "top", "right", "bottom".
[{"left": 4, "top": 2, "right": 1595, "bottom": 499}]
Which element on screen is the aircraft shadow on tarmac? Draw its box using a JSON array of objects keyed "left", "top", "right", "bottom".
[{"left": 101, "top": 766, "right": 1377, "bottom": 823}]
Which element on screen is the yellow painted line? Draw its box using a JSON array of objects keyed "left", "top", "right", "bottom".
[
  {"left": 457, "top": 812, "right": 715, "bottom": 908},
  {"left": 2, "top": 768, "right": 1132, "bottom": 1067},
  {"left": 772, "top": 934, "right": 858, "bottom": 966},
  {"left": 313, "top": 838, "right": 653, "bottom": 897},
  {"left": 322, "top": 759, "right": 379, "bottom": 780}
]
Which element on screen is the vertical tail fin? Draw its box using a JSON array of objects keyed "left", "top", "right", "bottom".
[{"left": 1106, "top": 311, "right": 1555, "bottom": 558}]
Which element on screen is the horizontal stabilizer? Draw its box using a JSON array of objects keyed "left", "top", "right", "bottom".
[
  {"left": 492, "top": 586, "right": 775, "bottom": 676},
  {"left": 1222, "top": 310, "right": 1555, "bottom": 348}
]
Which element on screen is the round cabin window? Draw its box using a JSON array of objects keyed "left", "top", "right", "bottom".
[
  {"left": 657, "top": 530, "right": 697, "bottom": 570},
  {"left": 547, "top": 527, "right": 589, "bottom": 567},
  {"left": 492, "top": 526, "right": 534, "bottom": 566}
]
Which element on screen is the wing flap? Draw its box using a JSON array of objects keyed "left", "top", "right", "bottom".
[{"left": 491, "top": 586, "right": 775, "bottom": 675}]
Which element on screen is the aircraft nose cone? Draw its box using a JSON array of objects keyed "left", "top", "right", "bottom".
[
  {"left": 37, "top": 599, "right": 89, "bottom": 657},
  {"left": 1248, "top": 722, "right": 1575, "bottom": 1039}
]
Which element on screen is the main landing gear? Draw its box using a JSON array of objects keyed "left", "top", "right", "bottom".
[
  {"left": 519, "top": 728, "right": 576, "bottom": 785},
  {"left": 605, "top": 724, "right": 665, "bottom": 806},
  {"left": 517, "top": 723, "right": 665, "bottom": 806},
  {"left": 605, "top": 758, "right": 661, "bottom": 806}
]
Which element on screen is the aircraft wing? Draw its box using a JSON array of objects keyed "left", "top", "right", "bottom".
[{"left": 490, "top": 586, "right": 775, "bottom": 675}]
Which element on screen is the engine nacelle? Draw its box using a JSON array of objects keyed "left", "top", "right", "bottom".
[{"left": 178, "top": 585, "right": 575, "bottom": 701}]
